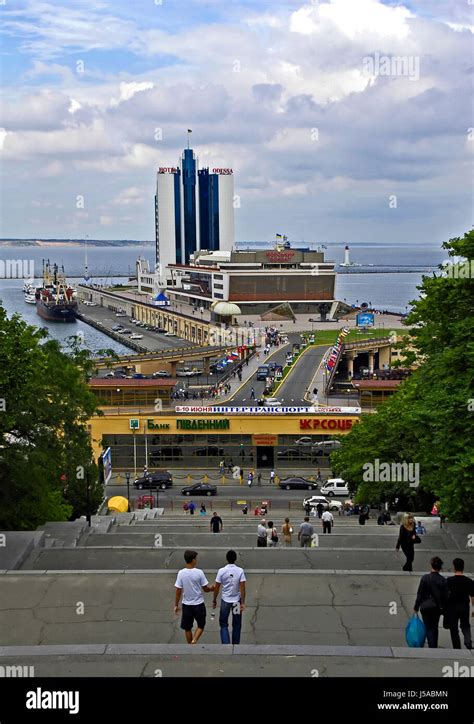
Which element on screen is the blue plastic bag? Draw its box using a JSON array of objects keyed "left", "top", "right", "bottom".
[{"left": 405, "top": 614, "right": 426, "bottom": 647}]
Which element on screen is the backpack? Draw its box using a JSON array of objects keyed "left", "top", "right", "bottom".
[{"left": 271, "top": 528, "right": 278, "bottom": 543}]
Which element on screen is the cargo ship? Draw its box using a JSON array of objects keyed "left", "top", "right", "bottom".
[{"left": 35, "top": 261, "right": 78, "bottom": 322}]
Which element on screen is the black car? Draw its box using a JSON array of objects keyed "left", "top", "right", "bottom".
[
  {"left": 181, "top": 482, "right": 217, "bottom": 496},
  {"left": 193, "top": 446, "right": 224, "bottom": 457},
  {"left": 279, "top": 476, "right": 319, "bottom": 491},
  {"left": 133, "top": 471, "right": 173, "bottom": 490}
]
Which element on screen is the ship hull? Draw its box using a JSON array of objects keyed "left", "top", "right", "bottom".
[{"left": 36, "top": 301, "right": 78, "bottom": 322}]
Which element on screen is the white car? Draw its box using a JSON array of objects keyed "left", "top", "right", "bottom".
[
  {"left": 115, "top": 312, "right": 127, "bottom": 317},
  {"left": 295, "top": 437, "right": 314, "bottom": 446},
  {"left": 130, "top": 333, "right": 143, "bottom": 340},
  {"left": 320, "top": 479, "right": 349, "bottom": 497},
  {"left": 176, "top": 369, "right": 197, "bottom": 377},
  {"left": 164, "top": 332, "right": 176, "bottom": 337},
  {"left": 260, "top": 397, "right": 281, "bottom": 407},
  {"left": 303, "top": 495, "right": 343, "bottom": 512}
]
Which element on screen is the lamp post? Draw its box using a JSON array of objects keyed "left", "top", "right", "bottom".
[
  {"left": 85, "top": 467, "right": 91, "bottom": 527},
  {"left": 125, "top": 472, "right": 131, "bottom": 511}
]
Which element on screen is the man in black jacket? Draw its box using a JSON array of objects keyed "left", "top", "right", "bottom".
[
  {"left": 414, "top": 556, "right": 448, "bottom": 648},
  {"left": 447, "top": 558, "right": 474, "bottom": 650}
]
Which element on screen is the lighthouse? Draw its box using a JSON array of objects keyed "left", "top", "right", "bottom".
[{"left": 343, "top": 245, "right": 350, "bottom": 266}]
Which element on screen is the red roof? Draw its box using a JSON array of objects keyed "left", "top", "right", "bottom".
[{"left": 89, "top": 378, "right": 176, "bottom": 387}]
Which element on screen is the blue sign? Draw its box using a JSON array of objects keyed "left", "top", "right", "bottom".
[
  {"left": 100, "top": 447, "right": 112, "bottom": 485},
  {"left": 356, "top": 313, "right": 375, "bottom": 327}
]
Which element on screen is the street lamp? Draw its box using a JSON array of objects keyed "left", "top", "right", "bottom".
[{"left": 125, "top": 472, "right": 131, "bottom": 511}]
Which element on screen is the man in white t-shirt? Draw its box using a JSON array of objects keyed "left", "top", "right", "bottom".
[
  {"left": 212, "top": 550, "right": 247, "bottom": 644},
  {"left": 322, "top": 509, "right": 334, "bottom": 534},
  {"left": 174, "top": 550, "right": 215, "bottom": 644}
]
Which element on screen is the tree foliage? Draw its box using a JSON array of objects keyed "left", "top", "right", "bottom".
[
  {"left": 0, "top": 308, "right": 105, "bottom": 529},
  {"left": 332, "top": 231, "right": 474, "bottom": 521}
]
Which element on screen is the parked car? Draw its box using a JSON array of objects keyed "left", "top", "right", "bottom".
[
  {"left": 104, "top": 371, "right": 115, "bottom": 378},
  {"left": 132, "top": 373, "right": 147, "bottom": 378},
  {"left": 130, "top": 333, "right": 143, "bottom": 340},
  {"left": 152, "top": 370, "right": 172, "bottom": 378},
  {"left": 279, "top": 476, "right": 319, "bottom": 491},
  {"left": 120, "top": 329, "right": 132, "bottom": 335},
  {"left": 164, "top": 332, "right": 176, "bottom": 337},
  {"left": 303, "top": 495, "right": 343, "bottom": 512},
  {"left": 133, "top": 471, "right": 173, "bottom": 490},
  {"left": 115, "top": 311, "right": 127, "bottom": 317},
  {"left": 319, "top": 478, "right": 349, "bottom": 497},
  {"left": 295, "top": 436, "right": 314, "bottom": 446},
  {"left": 176, "top": 368, "right": 198, "bottom": 377},
  {"left": 193, "top": 446, "right": 224, "bottom": 457},
  {"left": 112, "top": 324, "right": 124, "bottom": 331},
  {"left": 181, "top": 482, "right": 217, "bottom": 496}
]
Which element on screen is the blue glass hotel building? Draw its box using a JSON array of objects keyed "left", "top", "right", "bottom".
[{"left": 154, "top": 148, "right": 234, "bottom": 283}]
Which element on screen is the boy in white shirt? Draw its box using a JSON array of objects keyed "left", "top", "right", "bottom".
[
  {"left": 174, "top": 550, "right": 215, "bottom": 644},
  {"left": 212, "top": 550, "right": 247, "bottom": 644}
]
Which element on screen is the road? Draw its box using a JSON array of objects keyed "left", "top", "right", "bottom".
[{"left": 276, "top": 344, "right": 326, "bottom": 404}]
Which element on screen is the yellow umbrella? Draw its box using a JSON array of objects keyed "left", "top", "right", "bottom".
[{"left": 107, "top": 496, "right": 129, "bottom": 513}]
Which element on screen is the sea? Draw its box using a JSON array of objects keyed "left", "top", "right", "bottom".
[{"left": 0, "top": 242, "right": 448, "bottom": 353}]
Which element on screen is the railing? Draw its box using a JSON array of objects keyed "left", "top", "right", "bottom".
[{"left": 342, "top": 337, "right": 392, "bottom": 351}]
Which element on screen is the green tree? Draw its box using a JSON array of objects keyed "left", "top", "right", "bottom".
[
  {"left": 332, "top": 231, "right": 474, "bottom": 521},
  {"left": 0, "top": 308, "right": 105, "bottom": 529}
]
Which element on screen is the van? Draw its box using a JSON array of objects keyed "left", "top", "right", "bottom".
[
  {"left": 256, "top": 365, "right": 270, "bottom": 381},
  {"left": 319, "top": 478, "right": 349, "bottom": 497}
]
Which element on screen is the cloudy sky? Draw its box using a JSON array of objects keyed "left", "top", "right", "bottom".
[{"left": 1, "top": 0, "right": 472, "bottom": 244}]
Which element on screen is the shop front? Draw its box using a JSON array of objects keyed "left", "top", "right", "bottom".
[{"left": 88, "top": 409, "right": 360, "bottom": 473}]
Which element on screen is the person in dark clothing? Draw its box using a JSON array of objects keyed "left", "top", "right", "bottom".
[
  {"left": 447, "top": 558, "right": 474, "bottom": 650},
  {"left": 210, "top": 512, "right": 223, "bottom": 533},
  {"left": 316, "top": 502, "right": 324, "bottom": 519},
  {"left": 414, "top": 556, "right": 448, "bottom": 648},
  {"left": 304, "top": 502, "right": 311, "bottom": 516},
  {"left": 396, "top": 512, "right": 419, "bottom": 571}
]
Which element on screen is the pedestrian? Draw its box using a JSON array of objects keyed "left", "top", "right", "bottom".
[
  {"left": 282, "top": 517, "right": 293, "bottom": 546},
  {"left": 212, "top": 550, "right": 247, "bottom": 645},
  {"left": 415, "top": 520, "right": 427, "bottom": 535},
  {"left": 414, "top": 556, "right": 448, "bottom": 648},
  {"left": 219, "top": 459, "right": 225, "bottom": 474},
  {"left": 257, "top": 519, "right": 267, "bottom": 547},
  {"left": 188, "top": 500, "right": 196, "bottom": 516},
  {"left": 446, "top": 558, "right": 474, "bottom": 650},
  {"left": 257, "top": 471, "right": 262, "bottom": 485},
  {"left": 322, "top": 509, "right": 333, "bottom": 534},
  {"left": 242, "top": 505, "right": 248, "bottom": 515},
  {"left": 304, "top": 502, "right": 311, "bottom": 516},
  {"left": 267, "top": 520, "right": 278, "bottom": 547},
  {"left": 316, "top": 502, "right": 324, "bottom": 519},
  {"left": 174, "top": 550, "right": 215, "bottom": 645},
  {"left": 183, "top": 502, "right": 189, "bottom": 515},
  {"left": 200, "top": 504, "right": 207, "bottom": 516},
  {"left": 210, "top": 511, "right": 223, "bottom": 533},
  {"left": 316, "top": 468, "right": 321, "bottom": 481},
  {"left": 228, "top": 459, "right": 234, "bottom": 474},
  {"left": 377, "top": 512, "right": 385, "bottom": 526},
  {"left": 247, "top": 471, "right": 253, "bottom": 487},
  {"left": 269, "top": 470, "right": 275, "bottom": 484},
  {"left": 396, "top": 512, "right": 420, "bottom": 571},
  {"left": 250, "top": 387, "right": 255, "bottom": 399},
  {"left": 298, "top": 516, "right": 314, "bottom": 548}
]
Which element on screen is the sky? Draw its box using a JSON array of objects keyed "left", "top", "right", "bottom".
[{"left": 0, "top": 0, "right": 472, "bottom": 244}]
